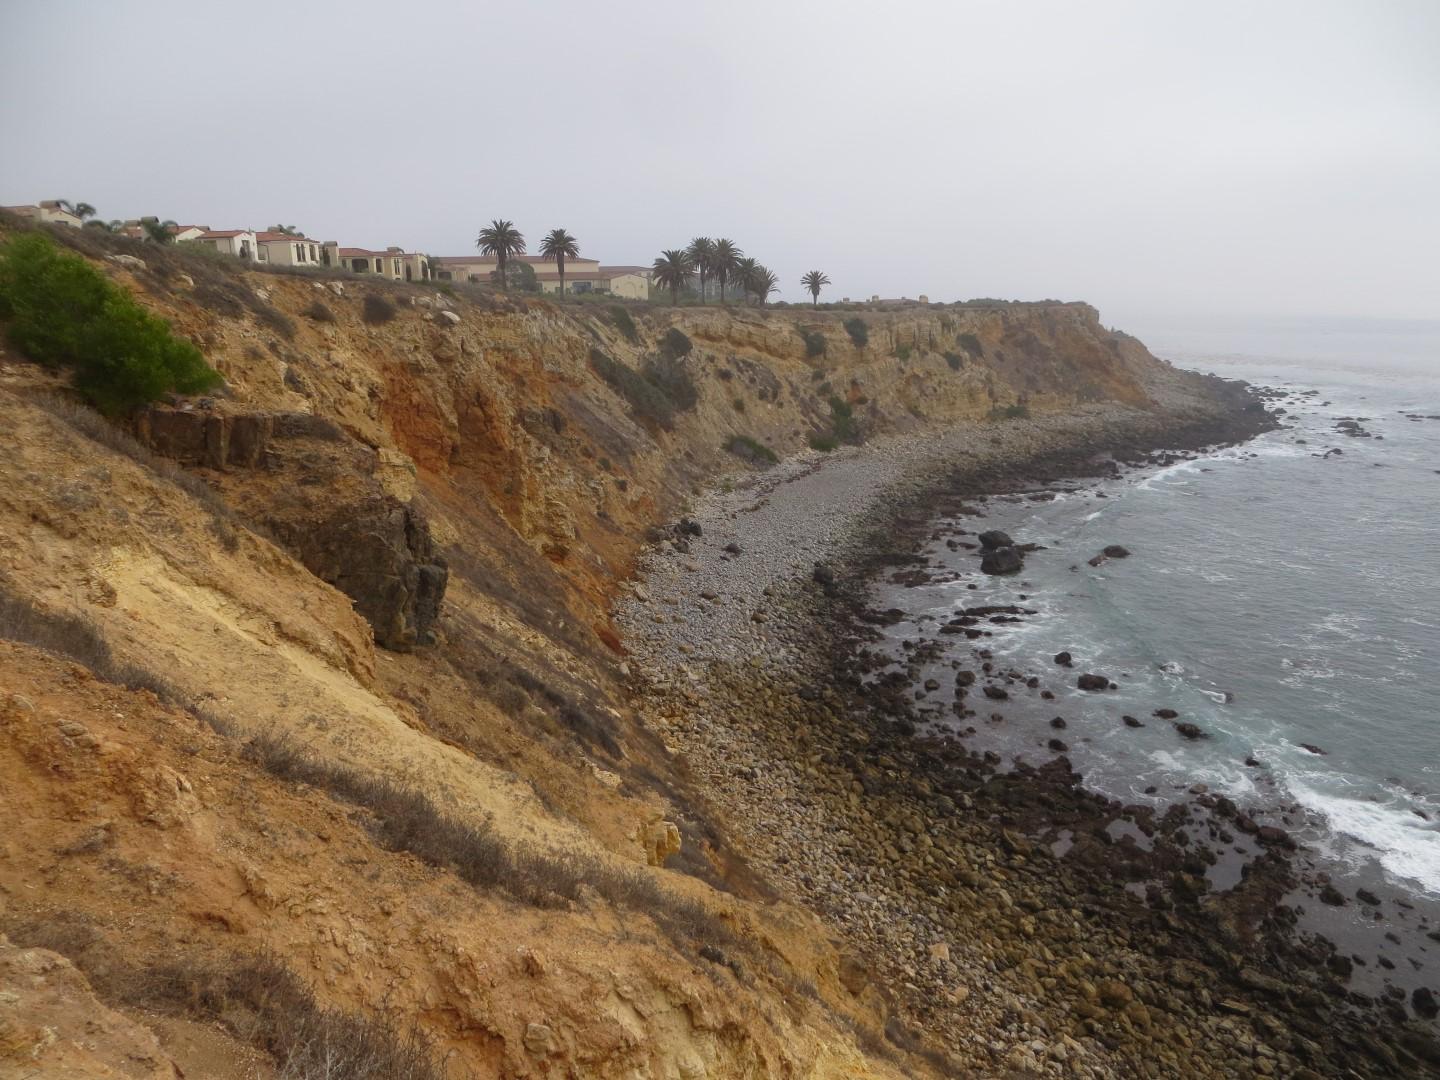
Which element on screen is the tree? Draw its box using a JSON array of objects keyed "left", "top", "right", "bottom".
[
  {"left": 539, "top": 228, "right": 580, "bottom": 295},
  {"left": 268, "top": 224, "right": 301, "bottom": 236},
  {"left": 490, "top": 261, "right": 539, "bottom": 292},
  {"left": 801, "top": 270, "right": 831, "bottom": 307},
  {"left": 755, "top": 267, "right": 780, "bottom": 305},
  {"left": 140, "top": 218, "right": 178, "bottom": 243},
  {"left": 735, "top": 257, "right": 760, "bottom": 304},
  {"left": 651, "top": 249, "right": 695, "bottom": 306},
  {"left": 686, "top": 237, "right": 715, "bottom": 304},
  {"left": 476, "top": 219, "right": 526, "bottom": 291},
  {"left": 58, "top": 200, "right": 96, "bottom": 222},
  {"left": 84, "top": 219, "right": 123, "bottom": 233},
  {"left": 712, "top": 238, "right": 741, "bottom": 303}
]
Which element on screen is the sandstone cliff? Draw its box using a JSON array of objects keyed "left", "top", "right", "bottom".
[{"left": 0, "top": 219, "right": 1254, "bottom": 1078}]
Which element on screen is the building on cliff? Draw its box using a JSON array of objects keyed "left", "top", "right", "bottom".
[
  {"left": 3, "top": 200, "right": 84, "bottom": 227},
  {"left": 433, "top": 254, "right": 652, "bottom": 298},
  {"left": 255, "top": 230, "right": 323, "bottom": 268}
]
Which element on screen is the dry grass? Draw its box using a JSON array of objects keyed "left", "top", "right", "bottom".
[{"left": 1, "top": 915, "right": 449, "bottom": 1080}]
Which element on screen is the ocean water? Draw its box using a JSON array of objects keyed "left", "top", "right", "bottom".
[{"left": 875, "top": 316, "right": 1440, "bottom": 908}]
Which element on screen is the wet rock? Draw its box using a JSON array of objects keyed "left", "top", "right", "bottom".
[
  {"left": 980, "top": 547, "right": 1024, "bottom": 575},
  {"left": 812, "top": 563, "right": 836, "bottom": 586},
  {"left": 1255, "top": 825, "right": 1296, "bottom": 850},
  {"left": 1077, "top": 673, "right": 1110, "bottom": 691},
  {"left": 983, "top": 685, "right": 1009, "bottom": 701},
  {"left": 1053, "top": 651, "right": 1073, "bottom": 666},
  {"left": 1048, "top": 738, "right": 1069, "bottom": 752},
  {"left": 955, "top": 670, "right": 976, "bottom": 687},
  {"left": 1153, "top": 708, "right": 1179, "bottom": 719},
  {"left": 1103, "top": 545, "right": 1131, "bottom": 558},
  {"left": 1414, "top": 986, "right": 1439, "bottom": 1020},
  {"left": 1318, "top": 884, "right": 1346, "bottom": 906},
  {"left": 1049, "top": 717, "right": 1067, "bottom": 729},
  {"left": 1122, "top": 715, "right": 1143, "bottom": 728},
  {"left": 1173, "top": 722, "right": 1205, "bottom": 739},
  {"left": 1355, "top": 888, "right": 1381, "bottom": 907},
  {"left": 977, "top": 530, "right": 1013, "bottom": 550},
  {"left": 1299, "top": 742, "right": 1327, "bottom": 756}
]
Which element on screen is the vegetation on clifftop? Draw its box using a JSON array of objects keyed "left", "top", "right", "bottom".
[{"left": 0, "top": 232, "right": 219, "bottom": 413}]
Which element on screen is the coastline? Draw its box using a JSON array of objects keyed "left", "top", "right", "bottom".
[{"left": 619, "top": 391, "right": 1440, "bottom": 1077}]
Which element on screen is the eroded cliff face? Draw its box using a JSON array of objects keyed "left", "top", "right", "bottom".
[{"left": 0, "top": 225, "right": 1242, "bottom": 1078}]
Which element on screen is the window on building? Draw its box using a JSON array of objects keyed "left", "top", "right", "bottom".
[
  {"left": 309, "top": 244, "right": 317, "bottom": 261},
  {"left": 392, "top": 259, "right": 400, "bottom": 275},
  {"left": 295, "top": 244, "right": 305, "bottom": 263}
]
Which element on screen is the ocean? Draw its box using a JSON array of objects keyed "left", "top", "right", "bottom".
[{"left": 866, "top": 314, "right": 1440, "bottom": 997}]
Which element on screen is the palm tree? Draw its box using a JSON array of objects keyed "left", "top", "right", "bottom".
[
  {"left": 141, "top": 218, "right": 178, "bottom": 243},
  {"left": 476, "top": 219, "right": 526, "bottom": 291},
  {"left": 712, "top": 239, "right": 742, "bottom": 304},
  {"left": 58, "top": 200, "right": 96, "bottom": 222},
  {"left": 539, "top": 228, "right": 580, "bottom": 295},
  {"left": 686, "top": 237, "right": 715, "bottom": 304},
  {"left": 84, "top": 219, "right": 122, "bottom": 232},
  {"left": 801, "top": 270, "right": 831, "bottom": 307},
  {"left": 268, "top": 224, "right": 301, "bottom": 236},
  {"left": 756, "top": 267, "right": 780, "bottom": 306},
  {"left": 651, "top": 249, "right": 695, "bottom": 306}
]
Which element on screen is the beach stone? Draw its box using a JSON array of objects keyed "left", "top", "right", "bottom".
[
  {"left": 1355, "top": 888, "right": 1381, "bottom": 907},
  {"left": 1122, "top": 715, "right": 1143, "bottom": 728},
  {"left": 1414, "top": 986, "right": 1439, "bottom": 1020},
  {"left": 1076, "top": 673, "right": 1110, "bottom": 691},
  {"left": 1053, "top": 651, "right": 1072, "bottom": 666},
  {"left": 1319, "top": 884, "right": 1346, "bottom": 906},
  {"left": 1153, "top": 708, "right": 1179, "bottom": 719}
]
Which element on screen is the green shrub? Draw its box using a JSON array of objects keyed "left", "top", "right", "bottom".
[
  {"left": 660, "top": 326, "right": 693, "bottom": 359},
  {"left": 798, "top": 327, "right": 826, "bottom": 358},
  {"left": 0, "top": 232, "right": 219, "bottom": 414},
  {"left": 829, "top": 395, "right": 859, "bottom": 443},
  {"left": 609, "top": 304, "right": 638, "bottom": 342},
  {"left": 809, "top": 433, "right": 838, "bottom": 452},
  {"left": 642, "top": 353, "right": 698, "bottom": 412},
  {"left": 361, "top": 294, "right": 396, "bottom": 325},
  {"left": 843, "top": 317, "right": 868, "bottom": 347},
  {"left": 944, "top": 351, "right": 963, "bottom": 371},
  {"left": 724, "top": 434, "right": 778, "bottom": 466},
  {"left": 957, "top": 332, "right": 983, "bottom": 355},
  {"left": 895, "top": 343, "right": 912, "bottom": 361},
  {"left": 990, "top": 403, "right": 1030, "bottom": 420},
  {"left": 303, "top": 300, "right": 335, "bottom": 322},
  {"left": 591, "top": 347, "right": 696, "bottom": 431}
]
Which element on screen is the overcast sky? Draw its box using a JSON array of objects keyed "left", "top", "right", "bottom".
[{"left": 2, "top": 1, "right": 1436, "bottom": 324}]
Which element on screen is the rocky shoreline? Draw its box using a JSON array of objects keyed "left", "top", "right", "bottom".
[{"left": 619, "top": 393, "right": 1440, "bottom": 1078}]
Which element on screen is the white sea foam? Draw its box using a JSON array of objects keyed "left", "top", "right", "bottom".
[{"left": 1288, "top": 780, "right": 1440, "bottom": 894}]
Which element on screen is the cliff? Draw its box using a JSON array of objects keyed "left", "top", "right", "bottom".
[{"left": 0, "top": 219, "right": 1261, "bottom": 1078}]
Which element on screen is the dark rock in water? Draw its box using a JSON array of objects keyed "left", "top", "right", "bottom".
[
  {"left": 1415, "top": 986, "right": 1439, "bottom": 1020},
  {"left": 1256, "top": 825, "right": 1296, "bottom": 849},
  {"left": 980, "top": 546, "right": 1024, "bottom": 575},
  {"left": 1122, "top": 715, "right": 1143, "bottom": 728},
  {"left": 977, "top": 530, "right": 1013, "bottom": 550},
  {"left": 1356, "top": 888, "right": 1382, "bottom": 907},
  {"left": 812, "top": 563, "right": 836, "bottom": 586},
  {"left": 1050, "top": 717, "right": 1067, "bottom": 729},
  {"left": 1245, "top": 756, "right": 1262, "bottom": 768},
  {"left": 1299, "top": 742, "right": 1327, "bottom": 755},
  {"left": 983, "top": 685, "right": 1009, "bottom": 700},
  {"left": 1086, "top": 553, "right": 1107, "bottom": 567},
  {"left": 1319, "top": 884, "right": 1347, "bottom": 906},
  {"left": 1025, "top": 676, "right": 1040, "bottom": 689},
  {"left": 1040, "top": 690, "right": 1055, "bottom": 700},
  {"left": 1053, "top": 651, "right": 1073, "bottom": 666},
  {"left": 1154, "top": 708, "right": 1179, "bottom": 719},
  {"left": 1328, "top": 954, "right": 1354, "bottom": 980},
  {"left": 1173, "top": 722, "right": 1205, "bottom": 739},
  {"left": 955, "top": 670, "right": 976, "bottom": 687},
  {"left": 1077, "top": 673, "right": 1110, "bottom": 691},
  {"left": 1103, "top": 545, "right": 1131, "bottom": 558},
  {"left": 1048, "top": 738, "right": 1069, "bottom": 752}
]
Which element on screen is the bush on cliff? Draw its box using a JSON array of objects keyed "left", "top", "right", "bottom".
[
  {"left": 724, "top": 434, "right": 778, "bottom": 467},
  {"left": 843, "top": 317, "right": 868, "bottom": 347},
  {"left": 590, "top": 347, "right": 696, "bottom": 431},
  {"left": 798, "top": 327, "right": 826, "bottom": 358},
  {"left": 361, "top": 293, "right": 397, "bottom": 325},
  {"left": 660, "top": 326, "right": 693, "bottom": 359},
  {"left": 0, "top": 232, "right": 220, "bottom": 414},
  {"left": 956, "top": 331, "right": 984, "bottom": 356},
  {"left": 609, "top": 303, "right": 638, "bottom": 342}
]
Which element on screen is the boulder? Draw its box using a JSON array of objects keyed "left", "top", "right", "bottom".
[
  {"left": 1173, "top": 722, "right": 1205, "bottom": 739},
  {"left": 982, "top": 685, "right": 1009, "bottom": 700},
  {"left": 980, "top": 546, "right": 1023, "bottom": 575},
  {"left": 1103, "top": 545, "right": 1131, "bottom": 558},
  {"left": 1076, "top": 673, "right": 1110, "bottom": 691},
  {"left": 435, "top": 309, "right": 461, "bottom": 325},
  {"left": 977, "top": 530, "right": 1013, "bottom": 550},
  {"left": 1153, "top": 708, "right": 1179, "bottom": 719},
  {"left": 639, "top": 819, "right": 681, "bottom": 867},
  {"left": 105, "top": 253, "right": 147, "bottom": 270},
  {"left": 812, "top": 563, "right": 836, "bottom": 586},
  {"left": 1053, "top": 651, "right": 1073, "bottom": 666},
  {"left": 1414, "top": 986, "right": 1439, "bottom": 1020},
  {"left": 1122, "top": 715, "right": 1143, "bottom": 727}
]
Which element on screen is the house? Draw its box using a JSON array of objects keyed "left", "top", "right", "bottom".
[
  {"left": 255, "top": 231, "right": 322, "bottom": 267},
  {"left": 322, "top": 243, "right": 431, "bottom": 281},
  {"left": 432, "top": 255, "right": 651, "bottom": 298},
  {"left": 3, "top": 201, "right": 82, "bottom": 227},
  {"left": 191, "top": 229, "right": 258, "bottom": 260},
  {"left": 168, "top": 225, "right": 208, "bottom": 242}
]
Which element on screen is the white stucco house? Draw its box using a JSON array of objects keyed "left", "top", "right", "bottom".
[
  {"left": 322, "top": 243, "right": 429, "bottom": 281},
  {"left": 192, "top": 229, "right": 258, "bottom": 260},
  {"left": 432, "top": 255, "right": 650, "bottom": 297},
  {"left": 256, "top": 231, "right": 322, "bottom": 267},
  {"left": 3, "top": 201, "right": 83, "bottom": 227}
]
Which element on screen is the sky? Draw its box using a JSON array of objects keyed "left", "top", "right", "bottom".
[{"left": 2, "top": 0, "right": 1437, "bottom": 325}]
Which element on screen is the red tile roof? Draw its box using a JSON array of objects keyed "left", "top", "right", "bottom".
[
  {"left": 256, "top": 231, "right": 314, "bottom": 243},
  {"left": 198, "top": 230, "right": 251, "bottom": 238}
]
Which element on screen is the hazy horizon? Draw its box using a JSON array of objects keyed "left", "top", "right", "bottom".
[{"left": 2, "top": 0, "right": 1436, "bottom": 329}]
